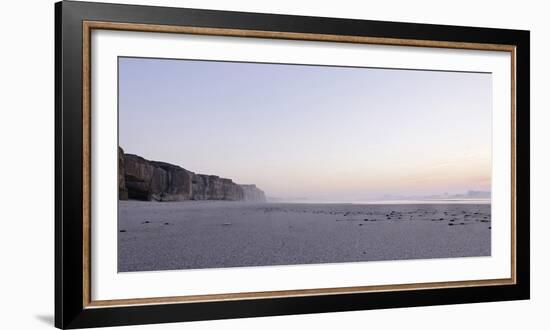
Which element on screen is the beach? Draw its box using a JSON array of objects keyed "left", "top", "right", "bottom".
[{"left": 118, "top": 201, "right": 491, "bottom": 272}]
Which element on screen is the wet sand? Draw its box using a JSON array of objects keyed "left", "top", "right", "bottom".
[{"left": 118, "top": 201, "right": 491, "bottom": 272}]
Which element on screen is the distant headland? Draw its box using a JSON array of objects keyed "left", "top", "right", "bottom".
[{"left": 118, "top": 147, "right": 266, "bottom": 202}]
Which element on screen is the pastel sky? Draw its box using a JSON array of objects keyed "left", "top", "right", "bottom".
[{"left": 118, "top": 57, "right": 492, "bottom": 200}]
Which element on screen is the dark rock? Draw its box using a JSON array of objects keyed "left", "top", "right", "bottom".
[
  {"left": 118, "top": 147, "right": 128, "bottom": 200},
  {"left": 191, "top": 174, "right": 209, "bottom": 200},
  {"left": 118, "top": 147, "right": 266, "bottom": 202},
  {"left": 222, "top": 178, "right": 243, "bottom": 201},
  {"left": 124, "top": 153, "right": 163, "bottom": 200},
  {"left": 151, "top": 161, "right": 193, "bottom": 200}
]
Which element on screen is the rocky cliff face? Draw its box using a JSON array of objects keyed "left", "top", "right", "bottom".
[
  {"left": 118, "top": 148, "right": 266, "bottom": 202},
  {"left": 240, "top": 184, "right": 267, "bottom": 202},
  {"left": 123, "top": 154, "right": 167, "bottom": 201},
  {"left": 118, "top": 147, "right": 128, "bottom": 200}
]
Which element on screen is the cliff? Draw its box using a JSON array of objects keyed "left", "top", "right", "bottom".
[
  {"left": 240, "top": 184, "right": 267, "bottom": 202},
  {"left": 118, "top": 147, "right": 128, "bottom": 200},
  {"left": 118, "top": 147, "right": 266, "bottom": 202}
]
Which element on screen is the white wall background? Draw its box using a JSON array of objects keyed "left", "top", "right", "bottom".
[{"left": 0, "top": 0, "right": 547, "bottom": 329}]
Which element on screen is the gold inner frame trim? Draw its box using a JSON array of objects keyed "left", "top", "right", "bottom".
[{"left": 82, "top": 20, "right": 517, "bottom": 309}]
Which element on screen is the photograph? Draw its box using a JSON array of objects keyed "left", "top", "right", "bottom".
[
  {"left": 117, "top": 56, "right": 493, "bottom": 272},
  {"left": 51, "top": 1, "right": 531, "bottom": 328}
]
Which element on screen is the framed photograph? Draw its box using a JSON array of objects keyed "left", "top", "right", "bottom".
[{"left": 55, "top": 1, "right": 530, "bottom": 328}]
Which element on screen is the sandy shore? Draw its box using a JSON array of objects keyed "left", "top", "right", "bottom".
[{"left": 118, "top": 201, "right": 491, "bottom": 272}]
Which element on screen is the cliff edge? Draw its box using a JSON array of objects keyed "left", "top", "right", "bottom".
[{"left": 118, "top": 147, "right": 266, "bottom": 202}]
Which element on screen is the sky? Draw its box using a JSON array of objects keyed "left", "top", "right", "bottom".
[{"left": 118, "top": 57, "right": 492, "bottom": 201}]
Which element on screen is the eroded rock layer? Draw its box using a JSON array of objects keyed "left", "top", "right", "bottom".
[{"left": 118, "top": 147, "right": 266, "bottom": 202}]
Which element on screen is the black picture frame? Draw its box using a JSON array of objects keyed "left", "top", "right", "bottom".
[{"left": 55, "top": 1, "right": 530, "bottom": 328}]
